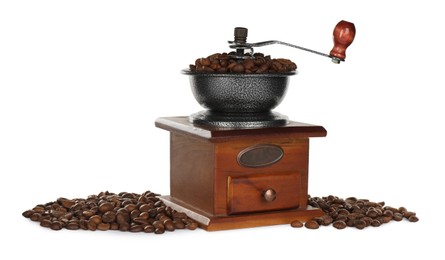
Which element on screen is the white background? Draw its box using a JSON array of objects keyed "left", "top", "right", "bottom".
[{"left": 1, "top": 0, "right": 444, "bottom": 259}]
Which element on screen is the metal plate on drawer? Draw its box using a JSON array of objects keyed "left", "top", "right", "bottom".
[{"left": 237, "top": 144, "right": 284, "bottom": 168}]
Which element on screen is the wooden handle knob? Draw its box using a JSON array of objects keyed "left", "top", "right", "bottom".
[{"left": 330, "top": 20, "right": 356, "bottom": 61}]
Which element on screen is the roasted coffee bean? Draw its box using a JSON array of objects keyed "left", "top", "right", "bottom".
[
  {"left": 139, "top": 204, "right": 152, "bottom": 213},
  {"left": 66, "top": 222, "right": 80, "bottom": 230},
  {"left": 408, "top": 215, "right": 419, "bottom": 222},
  {"left": 110, "top": 223, "right": 119, "bottom": 230},
  {"left": 133, "top": 217, "right": 149, "bottom": 225},
  {"left": 139, "top": 212, "right": 149, "bottom": 220},
  {"left": 144, "top": 224, "right": 155, "bottom": 233},
  {"left": 186, "top": 222, "right": 198, "bottom": 230},
  {"left": 30, "top": 213, "right": 41, "bottom": 222},
  {"left": 32, "top": 205, "right": 45, "bottom": 213},
  {"left": 370, "top": 219, "right": 381, "bottom": 227},
  {"left": 383, "top": 209, "right": 394, "bottom": 218},
  {"left": 305, "top": 220, "right": 320, "bottom": 229},
  {"left": 40, "top": 219, "right": 52, "bottom": 228},
  {"left": 102, "top": 211, "right": 116, "bottom": 223},
  {"left": 82, "top": 210, "right": 95, "bottom": 218},
  {"left": 403, "top": 211, "right": 416, "bottom": 219},
  {"left": 98, "top": 202, "right": 114, "bottom": 214},
  {"left": 130, "top": 209, "right": 140, "bottom": 220},
  {"left": 97, "top": 223, "right": 110, "bottom": 231},
  {"left": 290, "top": 220, "right": 304, "bottom": 228},
  {"left": 119, "top": 223, "right": 130, "bottom": 231},
  {"left": 354, "top": 220, "right": 367, "bottom": 230},
  {"left": 163, "top": 220, "right": 175, "bottom": 232},
  {"left": 22, "top": 210, "right": 34, "bottom": 218},
  {"left": 79, "top": 220, "right": 88, "bottom": 230},
  {"left": 129, "top": 224, "right": 144, "bottom": 232},
  {"left": 50, "top": 210, "right": 65, "bottom": 218},
  {"left": 154, "top": 227, "right": 165, "bottom": 234},
  {"left": 116, "top": 212, "right": 130, "bottom": 225},
  {"left": 57, "top": 198, "right": 76, "bottom": 209},
  {"left": 50, "top": 221, "right": 63, "bottom": 231},
  {"left": 89, "top": 215, "right": 102, "bottom": 225},
  {"left": 393, "top": 213, "right": 403, "bottom": 221},
  {"left": 87, "top": 220, "right": 97, "bottom": 231},
  {"left": 173, "top": 220, "right": 185, "bottom": 229},
  {"left": 333, "top": 220, "right": 346, "bottom": 230}
]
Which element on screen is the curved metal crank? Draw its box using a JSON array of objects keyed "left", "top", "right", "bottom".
[{"left": 228, "top": 21, "right": 356, "bottom": 64}]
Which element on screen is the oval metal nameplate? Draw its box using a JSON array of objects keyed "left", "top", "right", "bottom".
[{"left": 237, "top": 144, "right": 284, "bottom": 168}]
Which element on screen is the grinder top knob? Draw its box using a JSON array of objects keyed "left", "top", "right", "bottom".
[{"left": 229, "top": 20, "right": 356, "bottom": 64}]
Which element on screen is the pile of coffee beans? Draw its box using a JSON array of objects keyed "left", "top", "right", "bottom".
[
  {"left": 23, "top": 191, "right": 418, "bottom": 233},
  {"left": 291, "top": 195, "right": 419, "bottom": 230},
  {"left": 22, "top": 191, "right": 198, "bottom": 234},
  {"left": 189, "top": 52, "right": 297, "bottom": 74}
]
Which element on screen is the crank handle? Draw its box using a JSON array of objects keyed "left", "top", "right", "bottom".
[{"left": 229, "top": 21, "right": 356, "bottom": 63}]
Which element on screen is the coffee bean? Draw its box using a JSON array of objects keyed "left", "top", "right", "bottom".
[
  {"left": 129, "top": 224, "right": 143, "bottom": 232},
  {"left": 66, "top": 222, "right": 80, "bottom": 230},
  {"left": 32, "top": 205, "right": 45, "bottom": 213},
  {"left": 305, "top": 220, "right": 319, "bottom": 229},
  {"left": 40, "top": 219, "right": 52, "bottom": 228},
  {"left": 398, "top": 207, "right": 407, "bottom": 213},
  {"left": 152, "top": 220, "right": 164, "bottom": 230},
  {"left": 30, "top": 213, "right": 41, "bottom": 222},
  {"left": 57, "top": 198, "right": 76, "bottom": 209},
  {"left": 119, "top": 223, "right": 130, "bottom": 231},
  {"left": 109, "top": 223, "right": 119, "bottom": 230},
  {"left": 370, "top": 219, "right": 381, "bottom": 227},
  {"left": 89, "top": 215, "right": 102, "bottom": 225},
  {"left": 154, "top": 227, "right": 165, "bottom": 234},
  {"left": 139, "top": 204, "right": 152, "bottom": 213},
  {"left": 139, "top": 212, "right": 149, "bottom": 220},
  {"left": 186, "top": 222, "right": 198, "bottom": 230},
  {"left": 133, "top": 217, "right": 149, "bottom": 225},
  {"left": 50, "top": 221, "right": 63, "bottom": 231},
  {"left": 82, "top": 210, "right": 95, "bottom": 218},
  {"left": 102, "top": 211, "right": 116, "bottom": 223},
  {"left": 393, "top": 213, "right": 403, "bottom": 221},
  {"left": 163, "top": 220, "right": 175, "bottom": 232},
  {"left": 403, "top": 211, "right": 416, "bottom": 219},
  {"left": 87, "top": 220, "right": 97, "bottom": 231},
  {"left": 22, "top": 210, "right": 34, "bottom": 218},
  {"left": 173, "top": 220, "right": 185, "bottom": 229},
  {"left": 116, "top": 212, "right": 130, "bottom": 225},
  {"left": 332, "top": 220, "right": 346, "bottom": 230},
  {"left": 79, "top": 220, "right": 88, "bottom": 230},
  {"left": 231, "top": 64, "right": 245, "bottom": 73},
  {"left": 408, "top": 215, "right": 419, "bottom": 222},
  {"left": 97, "top": 223, "right": 110, "bottom": 231},
  {"left": 98, "top": 202, "right": 114, "bottom": 214},
  {"left": 354, "top": 220, "right": 366, "bottom": 230},
  {"left": 130, "top": 209, "right": 140, "bottom": 220},
  {"left": 290, "top": 220, "right": 303, "bottom": 228}
]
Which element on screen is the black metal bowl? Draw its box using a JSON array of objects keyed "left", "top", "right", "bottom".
[{"left": 182, "top": 70, "right": 296, "bottom": 113}]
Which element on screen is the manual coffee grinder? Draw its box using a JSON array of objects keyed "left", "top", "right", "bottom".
[{"left": 156, "top": 21, "right": 356, "bottom": 231}]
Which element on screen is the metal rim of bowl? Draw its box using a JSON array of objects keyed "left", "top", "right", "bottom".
[{"left": 181, "top": 69, "right": 297, "bottom": 77}]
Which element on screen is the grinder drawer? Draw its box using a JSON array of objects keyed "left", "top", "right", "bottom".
[{"left": 227, "top": 171, "right": 301, "bottom": 215}]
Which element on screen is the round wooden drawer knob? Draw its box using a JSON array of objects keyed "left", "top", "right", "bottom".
[{"left": 263, "top": 188, "right": 277, "bottom": 202}]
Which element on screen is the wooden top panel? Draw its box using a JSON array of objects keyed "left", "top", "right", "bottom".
[{"left": 155, "top": 116, "right": 327, "bottom": 142}]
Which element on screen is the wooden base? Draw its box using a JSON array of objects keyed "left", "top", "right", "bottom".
[{"left": 160, "top": 195, "right": 324, "bottom": 231}]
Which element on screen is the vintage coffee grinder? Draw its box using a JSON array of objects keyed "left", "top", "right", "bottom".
[{"left": 156, "top": 21, "right": 355, "bottom": 231}]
